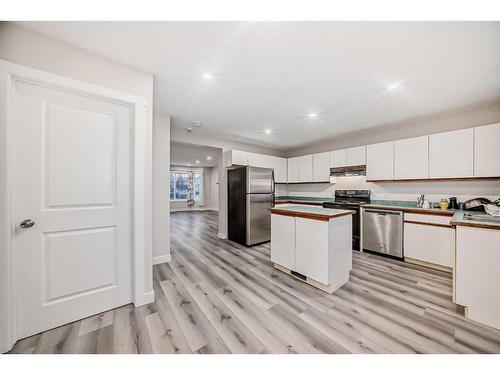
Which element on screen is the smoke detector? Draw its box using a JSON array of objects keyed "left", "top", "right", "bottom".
[
  {"left": 193, "top": 121, "right": 202, "bottom": 128},
  {"left": 185, "top": 127, "right": 193, "bottom": 133}
]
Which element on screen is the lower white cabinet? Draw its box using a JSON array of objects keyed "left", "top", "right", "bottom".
[
  {"left": 271, "top": 213, "right": 352, "bottom": 290},
  {"left": 270, "top": 214, "right": 296, "bottom": 270},
  {"left": 295, "top": 217, "right": 329, "bottom": 284},
  {"left": 313, "top": 152, "right": 330, "bottom": 182},
  {"left": 456, "top": 226, "right": 500, "bottom": 330},
  {"left": 403, "top": 214, "right": 454, "bottom": 268}
]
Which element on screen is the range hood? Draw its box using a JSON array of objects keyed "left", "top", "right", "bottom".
[{"left": 330, "top": 165, "right": 366, "bottom": 177}]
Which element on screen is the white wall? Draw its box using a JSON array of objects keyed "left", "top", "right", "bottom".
[
  {"left": 153, "top": 116, "right": 171, "bottom": 264},
  {"left": 277, "top": 176, "right": 500, "bottom": 204},
  {"left": 0, "top": 23, "right": 157, "bottom": 296},
  {"left": 209, "top": 166, "right": 219, "bottom": 211},
  {"left": 286, "top": 103, "right": 500, "bottom": 157},
  {"left": 170, "top": 166, "right": 218, "bottom": 212}
]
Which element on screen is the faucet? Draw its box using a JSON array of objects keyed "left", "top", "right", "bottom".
[{"left": 417, "top": 194, "right": 425, "bottom": 208}]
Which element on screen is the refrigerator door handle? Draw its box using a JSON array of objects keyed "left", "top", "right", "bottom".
[{"left": 271, "top": 170, "right": 275, "bottom": 193}]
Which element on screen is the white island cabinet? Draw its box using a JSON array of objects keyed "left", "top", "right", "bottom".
[
  {"left": 270, "top": 205, "right": 353, "bottom": 293},
  {"left": 455, "top": 223, "right": 500, "bottom": 330}
]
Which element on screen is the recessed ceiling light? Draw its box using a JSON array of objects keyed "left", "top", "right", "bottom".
[
  {"left": 308, "top": 113, "right": 318, "bottom": 119},
  {"left": 195, "top": 160, "right": 200, "bottom": 164},
  {"left": 387, "top": 83, "right": 400, "bottom": 90},
  {"left": 206, "top": 156, "right": 212, "bottom": 160},
  {"left": 264, "top": 129, "right": 272, "bottom": 134},
  {"left": 202, "top": 73, "right": 213, "bottom": 80}
]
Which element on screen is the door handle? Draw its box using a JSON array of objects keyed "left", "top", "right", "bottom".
[{"left": 19, "top": 219, "right": 35, "bottom": 229}]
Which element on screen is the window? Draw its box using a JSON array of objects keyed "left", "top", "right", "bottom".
[{"left": 170, "top": 171, "right": 202, "bottom": 201}]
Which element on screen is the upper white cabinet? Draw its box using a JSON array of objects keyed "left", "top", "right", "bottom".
[
  {"left": 366, "top": 141, "right": 394, "bottom": 180},
  {"left": 346, "top": 146, "right": 366, "bottom": 166},
  {"left": 262, "top": 155, "right": 287, "bottom": 183},
  {"left": 429, "top": 128, "right": 473, "bottom": 178},
  {"left": 330, "top": 146, "right": 366, "bottom": 168},
  {"left": 247, "top": 152, "right": 263, "bottom": 167},
  {"left": 225, "top": 149, "right": 248, "bottom": 166},
  {"left": 394, "top": 136, "right": 429, "bottom": 180},
  {"left": 298, "top": 155, "right": 314, "bottom": 182},
  {"left": 329, "top": 149, "right": 346, "bottom": 168},
  {"left": 313, "top": 152, "right": 330, "bottom": 182},
  {"left": 474, "top": 123, "right": 500, "bottom": 177},
  {"left": 287, "top": 157, "right": 300, "bottom": 183}
]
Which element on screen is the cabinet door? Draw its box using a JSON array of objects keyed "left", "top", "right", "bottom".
[
  {"left": 313, "top": 152, "right": 330, "bottom": 182},
  {"left": 474, "top": 123, "right": 500, "bottom": 177},
  {"left": 275, "top": 157, "right": 287, "bottom": 183},
  {"left": 429, "top": 128, "right": 473, "bottom": 178},
  {"left": 287, "top": 157, "right": 299, "bottom": 183},
  {"left": 456, "top": 226, "right": 500, "bottom": 330},
  {"left": 346, "top": 146, "right": 366, "bottom": 166},
  {"left": 366, "top": 141, "right": 394, "bottom": 180},
  {"left": 263, "top": 155, "right": 287, "bottom": 183},
  {"left": 247, "top": 152, "right": 263, "bottom": 167},
  {"left": 404, "top": 222, "right": 454, "bottom": 268},
  {"left": 394, "top": 136, "right": 429, "bottom": 179},
  {"left": 329, "top": 149, "right": 346, "bottom": 168},
  {"left": 295, "top": 217, "right": 329, "bottom": 284},
  {"left": 270, "top": 214, "right": 295, "bottom": 270},
  {"left": 298, "top": 155, "right": 313, "bottom": 182},
  {"left": 230, "top": 150, "right": 248, "bottom": 166},
  {"left": 260, "top": 154, "right": 273, "bottom": 169}
]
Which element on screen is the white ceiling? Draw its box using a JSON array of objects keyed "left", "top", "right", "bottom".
[
  {"left": 17, "top": 21, "right": 500, "bottom": 151},
  {"left": 171, "top": 142, "right": 220, "bottom": 167}
]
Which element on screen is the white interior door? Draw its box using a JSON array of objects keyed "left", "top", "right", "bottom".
[{"left": 13, "top": 78, "right": 133, "bottom": 339}]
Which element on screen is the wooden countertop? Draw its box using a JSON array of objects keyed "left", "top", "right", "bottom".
[{"left": 269, "top": 205, "right": 354, "bottom": 221}]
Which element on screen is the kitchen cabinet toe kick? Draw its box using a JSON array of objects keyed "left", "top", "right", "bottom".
[{"left": 274, "top": 263, "right": 337, "bottom": 294}]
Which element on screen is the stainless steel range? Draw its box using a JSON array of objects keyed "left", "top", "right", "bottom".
[{"left": 322, "top": 190, "right": 371, "bottom": 250}]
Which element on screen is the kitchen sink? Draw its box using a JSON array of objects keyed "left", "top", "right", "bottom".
[{"left": 463, "top": 213, "right": 500, "bottom": 223}]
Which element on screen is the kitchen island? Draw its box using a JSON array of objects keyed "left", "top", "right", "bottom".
[{"left": 269, "top": 205, "right": 354, "bottom": 293}]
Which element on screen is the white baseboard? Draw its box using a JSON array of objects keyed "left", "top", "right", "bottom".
[
  {"left": 152, "top": 254, "right": 171, "bottom": 265},
  {"left": 134, "top": 290, "right": 154, "bottom": 307},
  {"left": 218, "top": 232, "right": 228, "bottom": 239},
  {"left": 170, "top": 207, "right": 217, "bottom": 212}
]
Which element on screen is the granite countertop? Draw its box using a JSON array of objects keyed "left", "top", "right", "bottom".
[
  {"left": 276, "top": 196, "right": 459, "bottom": 215},
  {"left": 275, "top": 196, "right": 329, "bottom": 202},
  {"left": 269, "top": 205, "right": 354, "bottom": 221},
  {"left": 362, "top": 200, "right": 459, "bottom": 216},
  {"left": 451, "top": 211, "right": 500, "bottom": 230}
]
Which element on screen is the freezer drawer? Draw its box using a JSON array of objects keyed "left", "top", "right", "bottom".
[
  {"left": 246, "top": 193, "right": 274, "bottom": 245},
  {"left": 363, "top": 209, "right": 403, "bottom": 258},
  {"left": 247, "top": 166, "right": 274, "bottom": 194}
]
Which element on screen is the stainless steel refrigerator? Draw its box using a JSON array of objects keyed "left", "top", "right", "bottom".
[{"left": 227, "top": 166, "right": 275, "bottom": 246}]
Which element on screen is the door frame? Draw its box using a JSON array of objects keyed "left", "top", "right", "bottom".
[{"left": 0, "top": 60, "right": 153, "bottom": 352}]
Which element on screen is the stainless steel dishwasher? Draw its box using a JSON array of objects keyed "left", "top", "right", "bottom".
[{"left": 362, "top": 209, "right": 403, "bottom": 259}]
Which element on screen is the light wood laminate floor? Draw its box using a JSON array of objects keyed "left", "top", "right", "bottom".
[{"left": 9, "top": 211, "right": 500, "bottom": 354}]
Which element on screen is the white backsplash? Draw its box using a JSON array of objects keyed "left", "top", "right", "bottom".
[{"left": 276, "top": 176, "right": 500, "bottom": 203}]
